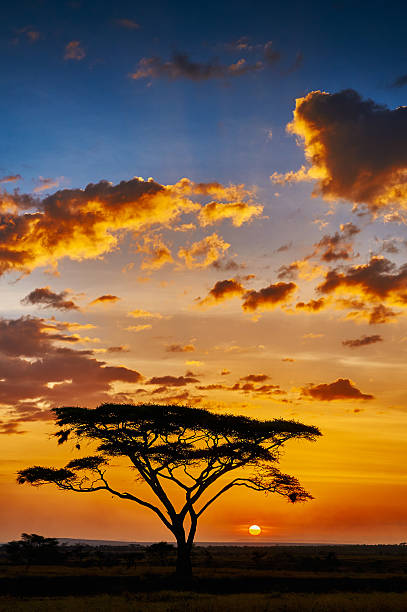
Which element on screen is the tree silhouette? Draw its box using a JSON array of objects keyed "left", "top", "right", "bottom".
[
  {"left": 17, "top": 403, "right": 321, "bottom": 580},
  {"left": 5, "top": 533, "right": 61, "bottom": 566}
]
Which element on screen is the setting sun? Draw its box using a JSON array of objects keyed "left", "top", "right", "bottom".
[{"left": 249, "top": 525, "right": 262, "bottom": 536}]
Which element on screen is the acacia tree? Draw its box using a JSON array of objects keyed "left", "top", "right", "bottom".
[{"left": 18, "top": 403, "right": 321, "bottom": 579}]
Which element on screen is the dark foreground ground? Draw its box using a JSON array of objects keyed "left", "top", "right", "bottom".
[{"left": 1, "top": 543, "right": 407, "bottom": 610}]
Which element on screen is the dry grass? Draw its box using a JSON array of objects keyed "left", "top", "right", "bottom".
[{"left": 1, "top": 592, "right": 407, "bottom": 611}]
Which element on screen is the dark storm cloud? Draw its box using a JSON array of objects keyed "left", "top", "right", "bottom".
[{"left": 21, "top": 287, "right": 79, "bottom": 311}]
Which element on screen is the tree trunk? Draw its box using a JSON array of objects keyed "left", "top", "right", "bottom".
[{"left": 175, "top": 540, "right": 193, "bottom": 582}]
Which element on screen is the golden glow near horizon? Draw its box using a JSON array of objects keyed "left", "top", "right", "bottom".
[{"left": 249, "top": 525, "right": 262, "bottom": 536}]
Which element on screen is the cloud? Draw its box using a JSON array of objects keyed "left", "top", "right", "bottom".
[
  {"left": 0, "top": 316, "right": 143, "bottom": 432},
  {"left": 210, "top": 258, "right": 246, "bottom": 271},
  {"left": 115, "top": 18, "right": 140, "bottom": 29},
  {"left": 341, "top": 300, "right": 400, "bottom": 325},
  {"left": 165, "top": 344, "right": 195, "bottom": 353},
  {"left": 14, "top": 26, "right": 40, "bottom": 44},
  {"left": 89, "top": 295, "right": 120, "bottom": 306},
  {"left": 130, "top": 53, "right": 263, "bottom": 82},
  {"left": 0, "top": 176, "right": 252, "bottom": 278},
  {"left": 178, "top": 233, "right": 230, "bottom": 268},
  {"left": 242, "top": 282, "right": 296, "bottom": 312},
  {"left": 137, "top": 235, "right": 173, "bottom": 270},
  {"left": 64, "top": 40, "right": 86, "bottom": 61},
  {"left": 295, "top": 298, "right": 326, "bottom": 312},
  {"left": 313, "top": 223, "right": 360, "bottom": 262},
  {"left": 21, "top": 287, "right": 79, "bottom": 311},
  {"left": 271, "top": 89, "right": 407, "bottom": 211},
  {"left": 277, "top": 262, "right": 300, "bottom": 280},
  {"left": 0, "top": 175, "right": 21, "bottom": 184},
  {"left": 127, "top": 309, "right": 164, "bottom": 319},
  {"left": 197, "top": 278, "right": 245, "bottom": 307},
  {"left": 106, "top": 345, "right": 130, "bottom": 353},
  {"left": 33, "top": 177, "right": 60, "bottom": 193},
  {"left": 240, "top": 374, "right": 269, "bottom": 382},
  {"left": 198, "top": 201, "right": 263, "bottom": 227},
  {"left": 342, "top": 335, "right": 383, "bottom": 348},
  {"left": 317, "top": 256, "right": 407, "bottom": 306},
  {"left": 124, "top": 324, "right": 152, "bottom": 332},
  {"left": 301, "top": 378, "right": 374, "bottom": 401},
  {"left": 275, "top": 242, "right": 292, "bottom": 253},
  {"left": 146, "top": 375, "right": 199, "bottom": 387},
  {"left": 302, "top": 333, "right": 324, "bottom": 339},
  {"left": 391, "top": 74, "right": 407, "bottom": 88},
  {"left": 196, "top": 377, "right": 284, "bottom": 398}
]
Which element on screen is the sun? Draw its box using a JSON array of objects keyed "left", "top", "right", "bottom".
[{"left": 249, "top": 524, "right": 261, "bottom": 536}]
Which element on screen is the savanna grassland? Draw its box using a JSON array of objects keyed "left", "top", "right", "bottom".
[{"left": 1, "top": 543, "right": 407, "bottom": 610}]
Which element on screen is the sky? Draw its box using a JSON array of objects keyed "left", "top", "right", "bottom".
[{"left": 1, "top": 0, "right": 407, "bottom": 544}]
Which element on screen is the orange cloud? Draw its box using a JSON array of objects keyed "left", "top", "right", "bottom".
[
  {"left": 197, "top": 278, "right": 245, "bottom": 307},
  {"left": 0, "top": 175, "right": 21, "bottom": 184},
  {"left": 178, "top": 233, "right": 230, "bottom": 268},
  {"left": 89, "top": 295, "right": 120, "bottom": 306},
  {"left": 198, "top": 201, "right": 263, "bottom": 227},
  {"left": 242, "top": 282, "right": 296, "bottom": 312},
  {"left": 166, "top": 344, "right": 195, "bottom": 353},
  {"left": 137, "top": 235, "right": 173, "bottom": 270},
  {"left": 124, "top": 324, "right": 152, "bottom": 332},
  {"left": 240, "top": 374, "right": 269, "bottom": 382},
  {"left": 0, "top": 177, "right": 256, "bottom": 278},
  {"left": 317, "top": 256, "right": 407, "bottom": 307},
  {"left": 127, "top": 309, "right": 164, "bottom": 319},
  {"left": 301, "top": 378, "right": 374, "bottom": 401},
  {"left": 272, "top": 89, "right": 407, "bottom": 211},
  {"left": 295, "top": 298, "right": 326, "bottom": 312}
]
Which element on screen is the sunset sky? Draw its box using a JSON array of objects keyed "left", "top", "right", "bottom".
[{"left": 1, "top": 0, "right": 407, "bottom": 544}]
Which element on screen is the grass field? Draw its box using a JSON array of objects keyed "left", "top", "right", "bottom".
[
  {"left": 1, "top": 544, "right": 406, "bottom": 610},
  {"left": 1, "top": 591, "right": 407, "bottom": 611}
]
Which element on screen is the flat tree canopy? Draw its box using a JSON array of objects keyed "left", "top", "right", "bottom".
[{"left": 18, "top": 403, "right": 321, "bottom": 579}]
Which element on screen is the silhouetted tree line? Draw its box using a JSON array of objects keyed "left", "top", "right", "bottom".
[{"left": 0, "top": 533, "right": 162, "bottom": 568}]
